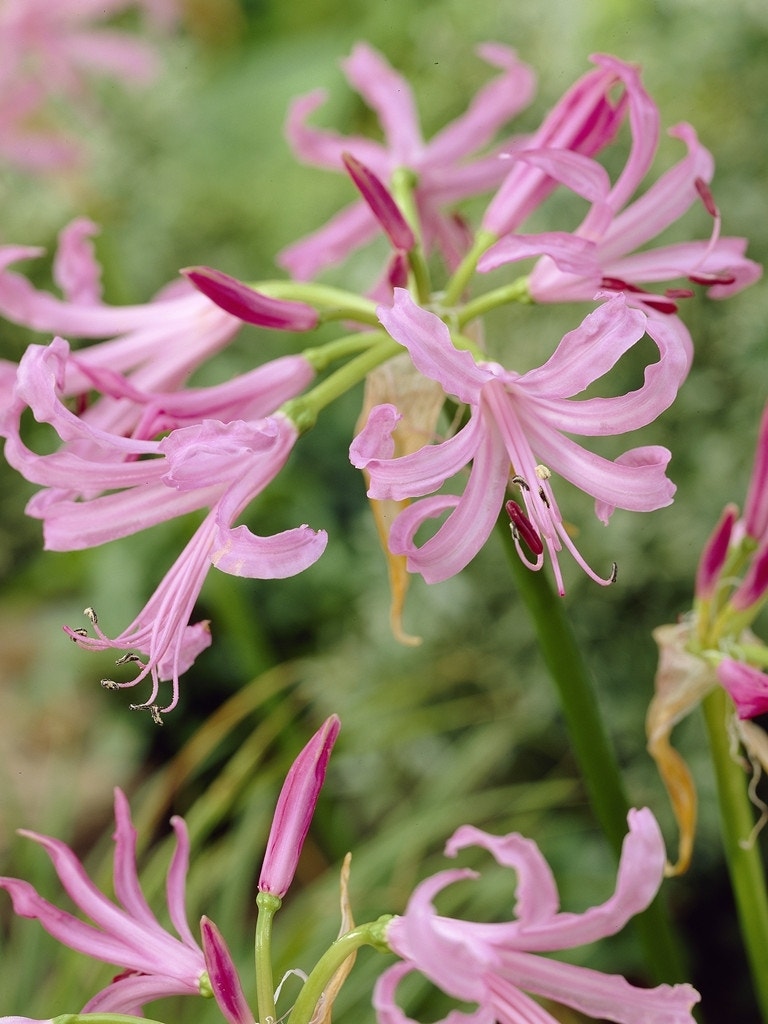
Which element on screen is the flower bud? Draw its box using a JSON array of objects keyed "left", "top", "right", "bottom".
[{"left": 258, "top": 715, "right": 341, "bottom": 898}]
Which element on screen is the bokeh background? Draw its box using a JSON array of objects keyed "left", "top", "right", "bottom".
[{"left": 1, "top": 0, "right": 767, "bottom": 1020}]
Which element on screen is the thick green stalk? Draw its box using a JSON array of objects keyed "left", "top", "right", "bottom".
[
  {"left": 285, "top": 918, "right": 392, "bottom": 1024},
  {"left": 702, "top": 686, "right": 768, "bottom": 1021},
  {"left": 496, "top": 518, "right": 687, "bottom": 984},
  {"left": 283, "top": 335, "right": 401, "bottom": 432},
  {"left": 255, "top": 891, "right": 281, "bottom": 1024}
]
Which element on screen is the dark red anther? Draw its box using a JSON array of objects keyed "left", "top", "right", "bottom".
[
  {"left": 694, "top": 177, "right": 719, "bottom": 219},
  {"left": 505, "top": 499, "right": 544, "bottom": 556},
  {"left": 689, "top": 271, "right": 737, "bottom": 287},
  {"left": 664, "top": 287, "right": 695, "bottom": 300}
]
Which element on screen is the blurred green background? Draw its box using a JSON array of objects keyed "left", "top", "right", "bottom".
[{"left": 0, "top": 0, "right": 767, "bottom": 1021}]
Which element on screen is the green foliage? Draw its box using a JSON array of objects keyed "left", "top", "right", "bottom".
[{"left": 1, "top": 0, "right": 767, "bottom": 1021}]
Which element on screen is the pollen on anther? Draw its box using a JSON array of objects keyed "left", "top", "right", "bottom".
[{"left": 101, "top": 679, "right": 120, "bottom": 691}]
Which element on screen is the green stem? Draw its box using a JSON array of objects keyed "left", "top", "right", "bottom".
[
  {"left": 496, "top": 517, "right": 687, "bottom": 985},
  {"left": 443, "top": 229, "right": 497, "bottom": 307},
  {"left": 255, "top": 891, "right": 281, "bottom": 1024},
  {"left": 303, "top": 332, "right": 384, "bottom": 372},
  {"left": 255, "top": 280, "right": 379, "bottom": 326},
  {"left": 285, "top": 918, "right": 392, "bottom": 1024},
  {"left": 457, "top": 275, "right": 531, "bottom": 327},
  {"left": 702, "top": 686, "right": 768, "bottom": 1021},
  {"left": 283, "top": 335, "right": 401, "bottom": 432}
]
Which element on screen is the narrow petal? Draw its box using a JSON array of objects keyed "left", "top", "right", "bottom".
[
  {"left": 378, "top": 290, "right": 490, "bottom": 403},
  {"left": 374, "top": 962, "right": 495, "bottom": 1024},
  {"left": 278, "top": 201, "right": 379, "bottom": 280},
  {"left": 444, "top": 825, "right": 560, "bottom": 923},
  {"left": 424, "top": 44, "right": 535, "bottom": 165},
  {"left": 167, "top": 815, "right": 200, "bottom": 950},
  {"left": 82, "top": 969, "right": 201, "bottom": 1013},
  {"left": 479, "top": 231, "right": 600, "bottom": 277},
  {"left": 53, "top": 217, "right": 102, "bottom": 304},
  {"left": 112, "top": 789, "right": 158, "bottom": 929},
  {"left": 490, "top": 955, "right": 699, "bottom": 1024},
  {"left": 341, "top": 43, "right": 422, "bottom": 161},
  {"left": 201, "top": 917, "right": 255, "bottom": 1024}
]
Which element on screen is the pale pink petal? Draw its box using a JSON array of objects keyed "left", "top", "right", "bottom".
[
  {"left": 374, "top": 962, "right": 495, "bottom": 1024},
  {"left": 423, "top": 44, "right": 535, "bottom": 165},
  {"left": 490, "top": 957, "right": 699, "bottom": 1024},
  {"left": 360, "top": 415, "right": 486, "bottom": 501},
  {"left": 53, "top": 217, "right": 102, "bottom": 304},
  {"left": 349, "top": 403, "right": 401, "bottom": 466},
  {"left": 112, "top": 790, "right": 157, "bottom": 929},
  {"left": 167, "top": 816, "right": 199, "bottom": 950},
  {"left": 83, "top": 970, "right": 200, "bottom": 1013},
  {"left": 388, "top": 426, "right": 510, "bottom": 583},
  {"left": 342, "top": 43, "right": 423, "bottom": 161},
  {"left": 478, "top": 231, "right": 600, "bottom": 278},
  {"left": 378, "top": 290, "right": 491, "bottom": 403},
  {"left": 444, "top": 825, "right": 560, "bottom": 923},
  {"left": 278, "top": 201, "right": 379, "bottom": 280}
]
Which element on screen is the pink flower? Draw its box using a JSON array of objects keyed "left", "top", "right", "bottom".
[
  {"left": 3, "top": 337, "right": 325, "bottom": 716},
  {"left": 0, "top": 219, "right": 244, "bottom": 411},
  {"left": 480, "top": 119, "right": 761, "bottom": 312},
  {"left": 279, "top": 42, "right": 535, "bottom": 279},
  {"left": 0, "top": 789, "right": 209, "bottom": 1014},
  {"left": 480, "top": 53, "right": 648, "bottom": 240},
  {"left": 352, "top": 289, "right": 689, "bottom": 594},
  {"left": 259, "top": 715, "right": 341, "bottom": 898},
  {"left": 375, "top": 809, "right": 699, "bottom": 1024}
]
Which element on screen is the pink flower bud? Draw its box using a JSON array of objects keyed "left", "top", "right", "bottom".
[
  {"left": 182, "top": 267, "right": 319, "bottom": 331},
  {"left": 341, "top": 152, "right": 416, "bottom": 252},
  {"left": 731, "top": 541, "right": 768, "bottom": 612},
  {"left": 258, "top": 715, "right": 341, "bottom": 898},
  {"left": 694, "top": 502, "right": 738, "bottom": 601}
]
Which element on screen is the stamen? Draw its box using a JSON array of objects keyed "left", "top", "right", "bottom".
[
  {"left": 511, "top": 474, "right": 530, "bottom": 490},
  {"left": 83, "top": 606, "right": 99, "bottom": 626},
  {"left": 505, "top": 499, "right": 544, "bottom": 556},
  {"left": 129, "top": 702, "right": 164, "bottom": 726},
  {"left": 115, "top": 653, "right": 143, "bottom": 666},
  {"left": 70, "top": 627, "right": 88, "bottom": 639},
  {"left": 101, "top": 679, "right": 121, "bottom": 691}
]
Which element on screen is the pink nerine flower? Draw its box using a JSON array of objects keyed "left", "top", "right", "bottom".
[
  {"left": 3, "top": 337, "right": 325, "bottom": 716},
  {"left": 375, "top": 809, "right": 699, "bottom": 1024},
  {"left": 0, "top": 789, "right": 216, "bottom": 1015},
  {"left": 479, "top": 119, "right": 761, "bottom": 312},
  {"left": 352, "top": 289, "right": 690, "bottom": 594},
  {"left": 279, "top": 42, "right": 535, "bottom": 278},
  {"left": 259, "top": 715, "right": 341, "bottom": 898}
]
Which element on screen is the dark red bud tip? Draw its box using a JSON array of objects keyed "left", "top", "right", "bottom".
[
  {"left": 505, "top": 499, "right": 544, "bottom": 555},
  {"left": 341, "top": 152, "right": 416, "bottom": 252},
  {"left": 695, "top": 177, "right": 719, "bottom": 218}
]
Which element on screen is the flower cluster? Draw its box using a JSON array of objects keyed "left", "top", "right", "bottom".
[
  {"left": 0, "top": 715, "right": 339, "bottom": 1022},
  {"left": 0, "top": 43, "right": 759, "bottom": 715},
  {"left": 0, "top": 714, "right": 698, "bottom": 1024},
  {"left": 0, "top": 0, "right": 179, "bottom": 173}
]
